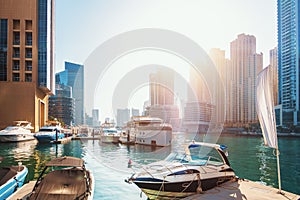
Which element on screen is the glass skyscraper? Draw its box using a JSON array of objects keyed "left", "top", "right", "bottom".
[{"left": 278, "top": 0, "right": 300, "bottom": 125}]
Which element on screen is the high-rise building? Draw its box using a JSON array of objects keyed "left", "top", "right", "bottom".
[
  {"left": 56, "top": 61, "right": 84, "bottom": 125},
  {"left": 116, "top": 108, "right": 130, "bottom": 127},
  {"left": 49, "top": 84, "right": 75, "bottom": 126},
  {"left": 277, "top": 0, "right": 300, "bottom": 125},
  {"left": 150, "top": 69, "right": 174, "bottom": 105},
  {"left": 230, "top": 33, "right": 262, "bottom": 125},
  {"left": 0, "top": 0, "right": 55, "bottom": 131},
  {"left": 92, "top": 109, "right": 100, "bottom": 127},
  {"left": 131, "top": 108, "right": 139, "bottom": 117}
]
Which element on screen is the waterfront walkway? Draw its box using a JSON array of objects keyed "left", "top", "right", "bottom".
[{"left": 183, "top": 178, "right": 299, "bottom": 200}]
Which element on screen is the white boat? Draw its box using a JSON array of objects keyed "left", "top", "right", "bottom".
[
  {"left": 0, "top": 121, "right": 34, "bottom": 142},
  {"left": 26, "top": 156, "right": 94, "bottom": 200},
  {"left": 100, "top": 122, "right": 120, "bottom": 143},
  {"left": 119, "top": 130, "right": 136, "bottom": 145},
  {"left": 126, "top": 141, "right": 236, "bottom": 199},
  {"left": 34, "top": 120, "right": 64, "bottom": 143},
  {"left": 127, "top": 116, "right": 172, "bottom": 146}
]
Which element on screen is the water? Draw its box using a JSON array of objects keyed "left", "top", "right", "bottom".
[{"left": 0, "top": 133, "right": 299, "bottom": 199}]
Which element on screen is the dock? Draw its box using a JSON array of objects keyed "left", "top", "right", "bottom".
[
  {"left": 72, "top": 136, "right": 100, "bottom": 140},
  {"left": 7, "top": 181, "right": 35, "bottom": 200},
  {"left": 183, "top": 178, "right": 299, "bottom": 200},
  {"left": 51, "top": 136, "right": 73, "bottom": 144}
]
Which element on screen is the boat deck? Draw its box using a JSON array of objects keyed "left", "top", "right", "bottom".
[
  {"left": 183, "top": 178, "right": 299, "bottom": 200},
  {"left": 7, "top": 181, "right": 35, "bottom": 200}
]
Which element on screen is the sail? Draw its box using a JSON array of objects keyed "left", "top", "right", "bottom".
[{"left": 256, "top": 66, "right": 278, "bottom": 149}]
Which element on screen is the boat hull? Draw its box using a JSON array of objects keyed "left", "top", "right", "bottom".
[
  {"left": 0, "top": 166, "right": 28, "bottom": 200},
  {"left": 134, "top": 176, "right": 233, "bottom": 199},
  {"left": 101, "top": 135, "right": 120, "bottom": 143},
  {"left": 0, "top": 134, "right": 35, "bottom": 142},
  {"left": 34, "top": 133, "right": 64, "bottom": 143},
  {"left": 135, "top": 129, "right": 172, "bottom": 146}
]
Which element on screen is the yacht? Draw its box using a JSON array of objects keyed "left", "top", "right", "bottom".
[
  {"left": 34, "top": 120, "right": 64, "bottom": 143},
  {"left": 0, "top": 121, "right": 34, "bottom": 142},
  {"left": 126, "top": 116, "right": 172, "bottom": 146},
  {"left": 126, "top": 141, "right": 236, "bottom": 199},
  {"left": 100, "top": 122, "right": 120, "bottom": 143}
]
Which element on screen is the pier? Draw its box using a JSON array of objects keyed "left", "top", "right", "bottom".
[
  {"left": 183, "top": 179, "right": 299, "bottom": 200},
  {"left": 51, "top": 136, "right": 73, "bottom": 144}
]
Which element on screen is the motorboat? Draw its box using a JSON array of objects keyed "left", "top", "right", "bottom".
[
  {"left": 0, "top": 121, "right": 35, "bottom": 142},
  {"left": 0, "top": 163, "right": 28, "bottom": 199},
  {"left": 119, "top": 130, "right": 136, "bottom": 145},
  {"left": 34, "top": 120, "right": 64, "bottom": 143},
  {"left": 26, "top": 156, "right": 94, "bottom": 200},
  {"left": 126, "top": 141, "right": 236, "bottom": 199},
  {"left": 126, "top": 116, "right": 172, "bottom": 146},
  {"left": 100, "top": 122, "right": 120, "bottom": 143}
]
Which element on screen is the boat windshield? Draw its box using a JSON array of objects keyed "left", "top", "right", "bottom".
[
  {"left": 188, "top": 145, "right": 224, "bottom": 166},
  {"left": 164, "top": 152, "right": 189, "bottom": 163},
  {"left": 4, "top": 126, "right": 19, "bottom": 131},
  {"left": 39, "top": 128, "right": 56, "bottom": 132}
]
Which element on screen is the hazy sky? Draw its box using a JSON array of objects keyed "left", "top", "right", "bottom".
[{"left": 55, "top": 0, "right": 277, "bottom": 121}]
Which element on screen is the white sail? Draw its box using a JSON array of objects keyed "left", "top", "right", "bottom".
[{"left": 256, "top": 66, "right": 278, "bottom": 149}]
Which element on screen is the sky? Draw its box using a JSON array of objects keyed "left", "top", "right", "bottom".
[{"left": 55, "top": 0, "right": 277, "bottom": 121}]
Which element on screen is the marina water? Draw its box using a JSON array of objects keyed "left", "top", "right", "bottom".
[{"left": 0, "top": 132, "right": 299, "bottom": 199}]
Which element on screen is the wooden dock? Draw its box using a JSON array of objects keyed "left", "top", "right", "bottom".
[
  {"left": 51, "top": 136, "right": 73, "bottom": 144},
  {"left": 183, "top": 178, "right": 299, "bottom": 200},
  {"left": 7, "top": 181, "right": 35, "bottom": 200}
]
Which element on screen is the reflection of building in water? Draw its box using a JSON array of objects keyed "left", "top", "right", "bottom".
[
  {"left": 12, "top": 140, "right": 37, "bottom": 161},
  {"left": 148, "top": 69, "right": 180, "bottom": 130}
]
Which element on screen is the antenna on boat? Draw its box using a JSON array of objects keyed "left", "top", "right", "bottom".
[{"left": 256, "top": 66, "right": 283, "bottom": 194}]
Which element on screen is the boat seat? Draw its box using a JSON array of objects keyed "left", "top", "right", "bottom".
[
  {"left": 0, "top": 167, "right": 18, "bottom": 185},
  {"left": 30, "top": 169, "right": 88, "bottom": 200}
]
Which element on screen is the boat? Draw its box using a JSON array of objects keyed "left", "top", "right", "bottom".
[
  {"left": 0, "top": 121, "right": 35, "bottom": 142},
  {"left": 119, "top": 130, "right": 136, "bottom": 145},
  {"left": 26, "top": 156, "right": 94, "bottom": 200},
  {"left": 34, "top": 120, "right": 64, "bottom": 143},
  {"left": 0, "top": 163, "right": 28, "bottom": 199},
  {"left": 100, "top": 122, "right": 120, "bottom": 143},
  {"left": 126, "top": 141, "right": 236, "bottom": 199},
  {"left": 126, "top": 116, "right": 172, "bottom": 146}
]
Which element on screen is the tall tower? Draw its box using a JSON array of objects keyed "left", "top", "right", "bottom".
[
  {"left": 0, "top": 0, "right": 55, "bottom": 131},
  {"left": 277, "top": 0, "right": 300, "bottom": 125},
  {"left": 270, "top": 47, "right": 278, "bottom": 106},
  {"left": 230, "top": 33, "right": 262, "bottom": 125},
  {"left": 56, "top": 61, "right": 84, "bottom": 125}
]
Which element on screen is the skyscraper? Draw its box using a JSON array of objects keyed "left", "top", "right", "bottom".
[
  {"left": 230, "top": 33, "right": 262, "bottom": 125},
  {"left": 0, "top": 0, "right": 55, "bottom": 131},
  {"left": 270, "top": 47, "right": 278, "bottom": 106},
  {"left": 56, "top": 61, "right": 84, "bottom": 125},
  {"left": 277, "top": 0, "right": 300, "bottom": 125}
]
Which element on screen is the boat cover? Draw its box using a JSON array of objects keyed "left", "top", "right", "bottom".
[{"left": 46, "top": 156, "right": 84, "bottom": 167}]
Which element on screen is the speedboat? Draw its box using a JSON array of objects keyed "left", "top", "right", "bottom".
[
  {"left": 27, "top": 156, "right": 94, "bottom": 200},
  {"left": 0, "top": 163, "right": 28, "bottom": 199},
  {"left": 126, "top": 116, "right": 172, "bottom": 146},
  {"left": 100, "top": 122, "right": 120, "bottom": 143},
  {"left": 126, "top": 141, "right": 236, "bottom": 199},
  {"left": 34, "top": 120, "right": 64, "bottom": 143},
  {"left": 0, "top": 121, "right": 34, "bottom": 142}
]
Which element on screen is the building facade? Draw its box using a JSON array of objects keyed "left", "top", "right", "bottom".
[
  {"left": 270, "top": 47, "right": 278, "bottom": 106},
  {"left": 116, "top": 108, "right": 130, "bottom": 127},
  {"left": 56, "top": 61, "right": 84, "bottom": 125},
  {"left": 0, "top": 0, "right": 55, "bottom": 131},
  {"left": 277, "top": 0, "right": 300, "bottom": 125},
  {"left": 48, "top": 84, "right": 75, "bottom": 126}
]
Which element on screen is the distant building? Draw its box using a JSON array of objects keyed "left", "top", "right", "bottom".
[
  {"left": 92, "top": 109, "right": 100, "bottom": 127},
  {"left": 49, "top": 84, "right": 75, "bottom": 126},
  {"left": 150, "top": 69, "right": 174, "bottom": 105},
  {"left": 0, "top": 0, "right": 55, "bottom": 131},
  {"left": 117, "top": 108, "right": 130, "bottom": 127},
  {"left": 277, "top": 0, "right": 300, "bottom": 125},
  {"left": 269, "top": 47, "right": 278, "bottom": 106},
  {"left": 56, "top": 61, "right": 84, "bottom": 125},
  {"left": 229, "top": 33, "right": 262, "bottom": 126},
  {"left": 131, "top": 108, "right": 139, "bottom": 117}
]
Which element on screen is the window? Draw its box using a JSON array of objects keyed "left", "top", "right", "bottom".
[
  {"left": 13, "top": 47, "right": 20, "bottom": 58},
  {"left": 0, "top": 19, "right": 8, "bottom": 81},
  {"left": 13, "top": 32, "right": 20, "bottom": 45},
  {"left": 25, "top": 73, "right": 32, "bottom": 82},
  {"left": 26, "top": 32, "right": 32, "bottom": 46},
  {"left": 25, "top": 20, "right": 32, "bottom": 30},
  {"left": 25, "top": 61, "right": 32, "bottom": 71},
  {"left": 25, "top": 48, "right": 32, "bottom": 58},
  {"left": 13, "top": 60, "right": 20, "bottom": 71},
  {"left": 13, "top": 20, "right": 20, "bottom": 30},
  {"left": 12, "top": 73, "right": 19, "bottom": 82}
]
